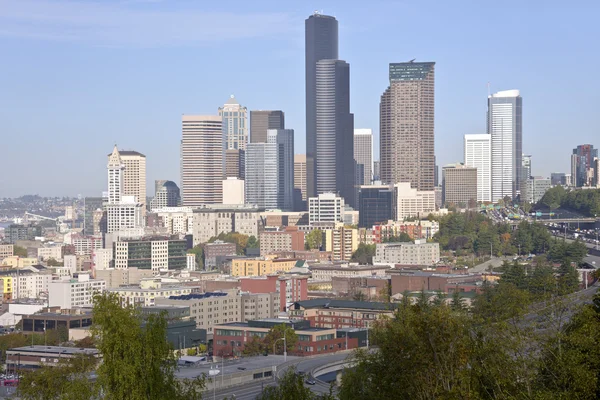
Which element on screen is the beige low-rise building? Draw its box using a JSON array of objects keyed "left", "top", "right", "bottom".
[
  {"left": 95, "top": 268, "right": 155, "bottom": 289},
  {"left": 192, "top": 206, "right": 261, "bottom": 245},
  {"left": 0, "top": 244, "right": 14, "bottom": 262},
  {"left": 309, "top": 263, "right": 390, "bottom": 282},
  {"left": 107, "top": 278, "right": 200, "bottom": 307},
  {"left": 373, "top": 239, "right": 440, "bottom": 266},
  {"left": 230, "top": 258, "right": 298, "bottom": 277},
  {"left": 1, "top": 256, "right": 38, "bottom": 269}
]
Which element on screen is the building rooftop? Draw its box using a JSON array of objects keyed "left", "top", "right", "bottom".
[
  {"left": 309, "top": 264, "right": 390, "bottom": 271},
  {"left": 7, "top": 346, "right": 99, "bottom": 356},
  {"left": 106, "top": 150, "right": 146, "bottom": 157},
  {"left": 166, "top": 292, "right": 230, "bottom": 301},
  {"left": 294, "top": 299, "right": 397, "bottom": 311}
]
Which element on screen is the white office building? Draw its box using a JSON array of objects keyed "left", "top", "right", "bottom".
[
  {"left": 354, "top": 129, "right": 373, "bottom": 186},
  {"left": 223, "top": 178, "right": 245, "bottom": 205},
  {"left": 309, "top": 193, "right": 345, "bottom": 224},
  {"left": 464, "top": 134, "right": 491, "bottom": 202},
  {"left": 105, "top": 196, "right": 145, "bottom": 233},
  {"left": 48, "top": 273, "right": 106, "bottom": 309},
  {"left": 488, "top": 90, "right": 522, "bottom": 202},
  {"left": 394, "top": 182, "right": 436, "bottom": 221},
  {"left": 153, "top": 207, "right": 194, "bottom": 235}
]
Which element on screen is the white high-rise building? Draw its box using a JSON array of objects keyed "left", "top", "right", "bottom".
[
  {"left": 222, "top": 178, "right": 245, "bottom": 205},
  {"left": 107, "top": 146, "right": 124, "bottom": 205},
  {"left": 464, "top": 134, "right": 491, "bottom": 202},
  {"left": 354, "top": 129, "right": 373, "bottom": 186},
  {"left": 488, "top": 90, "right": 522, "bottom": 202},
  {"left": 308, "top": 193, "right": 345, "bottom": 224},
  {"left": 181, "top": 115, "right": 223, "bottom": 206}
]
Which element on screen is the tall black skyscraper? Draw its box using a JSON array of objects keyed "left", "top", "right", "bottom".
[{"left": 305, "top": 12, "right": 339, "bottom": 200}]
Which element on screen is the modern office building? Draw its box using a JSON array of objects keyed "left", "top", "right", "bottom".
[
  {"left": 373, "top": 161, "right": 380, "bottom": 182},
  {"left": 48, "top": 273, "right": 106, "bottom": 309},
  {"left": 294, "top": 154, "right": 307, "bottom": 211},
  {"left": 113, "top": 237, "right": 187, "bottom": 271},
  {"left": 520, "top": 177, "right": 551, "bottom": 204},
  {"left": 181, "top": 115, "right": 223, "bottom": 206},
  {"left": 105, "top": 196, "right": 144, "bottom": 233},
  {"left": 358, "top": 185, "right": 394, "bottom": 228},
  {"left": 308, "top": 193, "right": 345, "bottom": 224},
  {"left": 464, "top": 134, "right": 491, "bottom": 202},
  {"left": 116, "top": 150, "right": 147, "bottom": 212},
  {"left": 245, "top": 129, "right": 294, "bottom": 210},
  {"left": 488, "top": 90, "right": 522, "bottom": 201},
  {"left": 150, "top": 180, "right": 180, "bottom": 210},
  {"left": 83, "top": 197, "right": 104, "bottom": 235},
  {"left": 315, "top": 59, "right": 355, "bottom": 207},
  {"left": 305, "top": 11, "right": 338, "bottom": 200},
  {"left": 354, "top": 129, "right": 373, "bottom": 186},
  {"left": 219, "top": 95, "right": 248, "bottom": 151},
  {"left": 380, "top": 61, "right": 435, "bottom": 191},
  {"left": 222, "top": 178, "right": 245, "bottom": 205},
  {"left": 249, "top": 110, "right": 285, "bottom": 143},
  {"left": 551, "top": 172, "right": 568, "bottom": 186},
  {"left": 442, "top": 163, "right": 478, "bottom": 208},
  {"left": 571, "top": 144, "right": 598, "bottom": 187},
  {"left": 522, "top": 155, "right": 532, "bottom": 181},
  {"left": 224, "top": 149, "right": 245, "bottom": 179}
]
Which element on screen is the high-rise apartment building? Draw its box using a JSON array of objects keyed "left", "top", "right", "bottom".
[
  {"left": 181, "top": 115, "right": 223, "bottom": 206},
  {"left": 442, "top": 163, "right": 478, "bottom": 208},
  {"left": 488, "top": 89, "right": 522, "bottom": 201},
  {"left": 571, "top": 144, "right": 598, "bottom": 187},
  {"left": 219, "top": 95, "right": 248, "bottom": 151},
  {"left": 464, "top": 134, "right": 491, "bottom": 202},
  {"left": 249, "top": 110, "right": 285, "bottom": 143},
  {"left": 245, "top": 129, "right": 294, "bottom": 210},
  {"left": 294, "top": 154, "right": 307, "bottom": 211},
  {"left": 380, "top": 61, "right": 435, "bottom": 191},
  {"left": 224, "top": 149, "right": 245, "bottom": 179},
  {"left": 354, "top": 129, "right": 373, "bottom": 186},
  {"left": 522, "top": 155, "right": 532, "bottom": 181},
  {"left": 150, "top": 180, "right": 180, "bottom": 210},
  {"left": 305, "top": 12, "right": 339, "bottom": 200},
  {"left": 315, "top": 59, "right": 355, "bottom": 206}
]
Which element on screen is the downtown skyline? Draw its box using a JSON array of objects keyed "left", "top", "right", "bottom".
[{"left": 1, "top": 0, "right": 599, "bottom": 197}]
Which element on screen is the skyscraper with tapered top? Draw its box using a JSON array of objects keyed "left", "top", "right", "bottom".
[{"left": 219, "top": 95, "right": 248, "bottom": 151}]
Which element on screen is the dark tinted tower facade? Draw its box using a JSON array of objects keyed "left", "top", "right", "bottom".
[
  {"left": 380, "top": 61, "right": 435, "bottom": 191},
  {"left": 249, "top": 111, "right": 285, "bottom": 143},
  {"left": 305, "top": 12, "right": 338, "bottom": 199}
]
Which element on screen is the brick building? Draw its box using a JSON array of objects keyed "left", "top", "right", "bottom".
[
  {"left": 289, "top": 299, "right": 396, "bottom": 329},
  {"left": 259, "top": 227, "right": 305, "bottom": 255},
  {"left": 390, "top": 271, "right": 482, "bottom": 295},
  {"left": 204, "top": 241, "right": 237, "bottom": 268},
  {"left": 213, "top": 318, "right": 359, "bottom": 357},
  {"left": 239, "top": 274, "right": 308, "bottom": 311},
  {"left": 331, "top": 276, "right": 390, "bottom": 300}
]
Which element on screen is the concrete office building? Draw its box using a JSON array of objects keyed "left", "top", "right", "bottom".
[
  {"left": 48, "top": 273, "right": 106, "bottom": 309},
  {"left": 150, "top": 180, "right": 180, "bottom": 210},
  {"left": 305, "top": 12, "right": 338, "bottom": 200},
  {"left": 219, "top": 95, "right": 248, "bottom": 151},
  {"left": 108, "top": 279, "right": 198, "bottom": 307},
  {"left": 488, "top": 90, "right": 522, "bottom": 201},
  {"left": 294, "top": 154, "right": 307, "bottom": 210},
  {"left": 464, "top": 134, "right": 491, "bottom": 202},
  {"left": 192, "top": 206, "right": 261, "bottom": 245},
  {"left": 522, "top": 155, "right": 532, "bottom": 181},
  {"left": 309, "top": 193, "right": 345, "bottom": 224},
  {"left": 442, "top": 163, "right": 478, "bottom": 208},
  {"left": 520, "top": 177, "right": 551, "bottom": 204},
  {"left": 152, "top": 207, "right": 194, "bottom": 235},
  {"left": 83, "top": 197, "right": 104, "bottom": 235},
  {"left": 551, "top": 173, "right": 568, "bottom": 186},
  {"left": 116, "top": 150, "right": 146, "bottom": 212},
  {"left": 571, "top": 144, "right": 598, "bottom": 187},
  {"left": 2, "top": 225, "right": 42, "bottom": 244},
  {"left": 224, "top": 149, "right": 245, "bottom": 179},
  {"left": 354, "top": 129, "right": 373, "bottom": 186},
  {"left": 373, "top": 240, "right": 440, "bottom": 266},
  {"left": 181, "top": 115, "right": 223, "bottom": 206},
  {"left": 113, "top": 237, "right": 187, "bottom": 271},
  {"left": 394, "top": 182, "right": 436, "bottom": 221},
  {"left": 249, "top": 110, "right": 285, "bottom": 143},
  {"left": 105, "top": 196, "right": 144, "bottom": 234},
  {"left": 358, "top": 185, "right": 394, "bottom": 228},
  {"left": 245, "top": 129, "right": 294, "bottom": 211},
  {"left": 315, "top": 59, "right": 355, "bottom": 207},
  {"left": 380, "top": 61, "right": 435, "bottom": 191},
  {"left": 222, "top": 178, "right": 245, "bottom": 205}
]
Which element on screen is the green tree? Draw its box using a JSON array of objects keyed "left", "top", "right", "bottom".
[
  {"left": 450, "top": 290, "right": 467, "bottom": 311},
  {"left": 522, "top": 201, "right": 533, "bottom": 213},
  {"left": 188, "top": 245, "right": 204, "bottom": 270},
  {"left": 246, "top": 235, "right": 259, "bottom": 249},
  {"left": 557, "top": 259, "right": 580, "bottom": 294},
  {"left": 351, "top": 243, "right": 375, "bottom": 264},
  {"left": 242, "top": 335, "right": 266, "bottom": 356},
  {"left": 257, "top": 367, "right": 335, "bottom": 400},
  {"left": 264, "top": 324, "right": 298, "bottom": 355},
  {"left": 13, "top": 245, "right": 27, "bottom": 257},
  {"left": 305, "top": 229, "right": 323, "bottom": 250},
  {"left": 18, "top": 354, "right": 99, "bottom": 400},
  {"left": 45, "top": 257, "right": 62, "bottom": 266},
  {"left": 353, "top": 291, "right": 367, "bottom": 302},
  {"left": 91, "top": 292, "right": 206, "bottom": 400}
]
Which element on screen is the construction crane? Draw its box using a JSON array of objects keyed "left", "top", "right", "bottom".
[{"left": 23, "top": 212, "right": 60, "bottom": 230}]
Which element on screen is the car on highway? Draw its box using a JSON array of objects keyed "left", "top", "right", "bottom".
[{"left": 305, "top": 378, "right": 316, "bottom": 385}]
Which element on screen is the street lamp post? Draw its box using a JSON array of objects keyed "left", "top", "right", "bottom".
[
  {"left": 208, "top": 367, "right": 220, "bottom": 400},
  {"left": 273, "top": 331, "right": 287, "bottom": 362}
]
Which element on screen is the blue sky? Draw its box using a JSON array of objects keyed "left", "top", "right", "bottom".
[{"left": 1, "top": 0, "right": 598, "bottom": 197}]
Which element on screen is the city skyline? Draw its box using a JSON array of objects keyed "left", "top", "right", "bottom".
[{"left": 2, "top": 1, "right": 600, "bottom": 196}]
